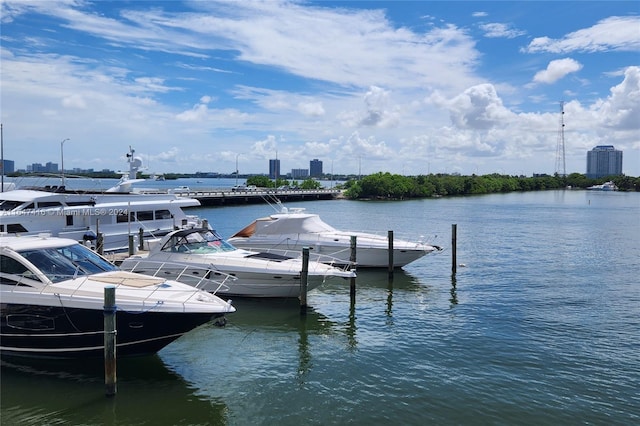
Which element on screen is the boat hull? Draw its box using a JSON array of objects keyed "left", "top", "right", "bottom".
[
  {"left": 0, "top": 303, "right": 221, "bottom": 359},
  {"left": 119, "top": 261, "right": 331, "bottom": 298},
  {"left": 228, "top": 239, "right": 429, "bottom": 268}
]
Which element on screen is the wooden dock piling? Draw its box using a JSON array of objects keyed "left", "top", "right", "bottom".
[
  {"left": 97, "top": 232, "right": 104, "bottom": 255},
  {"left": 350, "top": 236, "right": 357, "bottom": 298},
  {"left": 128, "top": 235, "right": 135, "bottom": 256},
  {"left": 300, "top": 247, "right": 310, "bottom": 313},
  {"left": 451, "top": 224, "right": 457, "bottom": 274},
  {"left": 104, "top": 285, "right": 117, "bottom": 397},
  {"left": 388, "top": 230, "right": 394, "bottom": 278},
  {"left": 138, "top": 228, "right": 144, "bottom": 251}
]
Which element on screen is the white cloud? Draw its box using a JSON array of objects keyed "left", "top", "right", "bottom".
[
  {"left": 533, "top": 58, "right": 583, "bottom": 84},
  {"left": 297, "top": 101, "right": 325, "bottom": 117},
  {"left": 434, "top": 83, "right": 515, "bottom": 130},
  {"left": 525, "top": 16, "right": 640, "bottom": 53},
  {"left": 1, "top": 2, "right": 638, "bottom": 176},
  {"left": 594, "top": 66, "right": 640, "bottom": 131},
  {"left": 479, "top": 22, "right": 525, "bottom": 39}
]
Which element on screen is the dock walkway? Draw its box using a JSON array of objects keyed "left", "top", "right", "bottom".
[{"left": 174, "top": 188, "right": 342, "bottom": 206}]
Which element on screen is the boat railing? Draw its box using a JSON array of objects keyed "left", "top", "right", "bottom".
[
  {"left": 328, "top": 229, "right": 441, "bottom": 247},
  {"left": 239, "top": 246, "right": 357, "bottom": 271},
  {"left": 0, "top": 269, "right": 233, "bottom": 309},
  {"left": 117, "top": 259, "right": 235, "bottom": 295}
]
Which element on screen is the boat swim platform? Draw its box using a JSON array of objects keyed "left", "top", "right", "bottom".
[{"left": 174, "top": 188, "right": 343, "bottom": 207}]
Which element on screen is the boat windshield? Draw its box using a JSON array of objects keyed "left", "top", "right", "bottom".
[
  {"left": 0, "top": 200, "right": 24, "bottom": 211},
  {"left": 163, "top": 230, "right": 237, "bottom": 254},
  {"left": 20, "top": 244, "right": 118, "bottom": 283}
]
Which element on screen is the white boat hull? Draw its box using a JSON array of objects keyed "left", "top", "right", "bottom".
[
  {"left": 229, "top": 234, "right": 434, "bottom": 268},
  {"left": 118, "top": 228, "right": 355, "bottom": 298},
  {"left": 227, "top": 209, "right": 440, "bottom": 268}
]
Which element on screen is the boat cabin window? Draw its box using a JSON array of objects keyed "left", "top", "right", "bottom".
[
  {"left": 155, "top": 209, "right": 172, "bottom": 220},
  {"left": 137, "top": 211, "right": 154, "bottom": 221},
  {"left": 0, "top": 200, "right": 23, "bottom": 211},
  {"left": 66, "top": 215, "right": 73, "bottom": 226},
  {"left": 22, "top": 203, "right": 35, "bottom": 210},
  {"left": 2, "top": 224, "right": 29, "bottom": 233},
  {"left": 38, "top": 202, "right": 64, "bottom": 208},
  {"left": 67, "top": 201, "right": 95, "bottom": 206},
  {"left": 0, "top": 254, "right": 39, "bottom": 286},
  {"left": 19, "top": 244, "right": 117, "bottom": 283},
  {"left": 116, "top": 210, "right": 156, "bottom": 223},
  {"left": 163, "top": 230, "right": 236, "bottom": 254}
]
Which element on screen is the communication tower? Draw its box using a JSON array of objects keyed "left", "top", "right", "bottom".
[{"left": 555, "top": 101, "right": 566, "bottom": 177}]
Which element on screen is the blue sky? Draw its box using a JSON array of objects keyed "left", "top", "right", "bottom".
[{"left": 1, "top": 1, "right": 638, "bottom": 177}]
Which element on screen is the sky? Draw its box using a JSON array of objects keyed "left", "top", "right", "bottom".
[{"left": 1, "top": 1, "right": 639, "bottom": 177}]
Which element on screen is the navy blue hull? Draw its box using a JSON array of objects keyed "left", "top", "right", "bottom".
[{"left": 0, "top": 303, "right": 223, "bottom": 358}]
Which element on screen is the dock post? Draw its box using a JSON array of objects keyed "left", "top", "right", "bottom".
[
  {"left": 300, "top": 247, "right": 309, "bottom": 313},
  {"left": 138, "top": 228, "right": 144, "bottom": 251},
  {"left": 97, "top": 233, "right": 104, "bottom": 255},
  {"left": 350, "top": 236, "right": 357, "bottom": 298},
  {"left": 104, "top": 285, "right": 117, "bottom": 397},
  {"left": 128, "top": 235, "right": 135, "bottom": 256},
  {"left": 388, "top": 230, "right": 394, "bottom": 278},
  {"left": 451, "top": 224, "right": 457, "bottom": 274}
]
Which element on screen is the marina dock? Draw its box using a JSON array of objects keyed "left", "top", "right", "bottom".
[{"left": 174, "top": 187, "right": 342, "bottom": 206}]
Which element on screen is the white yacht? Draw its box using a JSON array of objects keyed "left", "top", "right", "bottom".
[
  {"left": 586, "top": 181, "right": 618, "bottom": 191},
  {"left": 228, "top": 206, "right": 442, "bottom": 268},
  {"left": 0, "top": 234, "right": 235, "bottom": 358},
  {"left": 120, "top": 228, "right": 356, "bottom": 298},
  {"left": 0, "top": 148, "right": 205, "bottom": 252}
]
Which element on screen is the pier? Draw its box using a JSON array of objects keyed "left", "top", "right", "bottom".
[{"left": 173, "top": 187, "right": 342, "bottom": 207}]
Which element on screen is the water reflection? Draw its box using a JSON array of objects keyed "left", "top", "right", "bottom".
[
  {"left": 223, "top": 297, "right": 336, "bottom": 334},
  {"left": 353, "top": 268, "right": 425, "bottom": 292},
  {"left": 0, "top": 355, "right": 228, "bottom": 425},
  {"left": 296, "top": 308, "right": 311, "bottom": 387},
  {"left": 450, "top": 273, "right": 458, "bottom": 307},
  {"left": 347, "top": 297, "right": 357, "bottom": 351}
]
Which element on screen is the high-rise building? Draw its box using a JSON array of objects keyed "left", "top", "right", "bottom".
[
  {"left": 269, "top": 159, "right": 280, "bottom": 179},
  {"left": 310, "top": 159, "right": 323, "bottom": 178},
  {"left": 27, "top": 162, "right": 59, "bottom": 173},
  {"left": 291, "top": 169, "right": 309, "bottom": 179},
  {"left": 586, "top": 145, "right": 623, "bottom": 178},
  {"left": 1, "top": 159, "right": 15, "bottom": 174}
]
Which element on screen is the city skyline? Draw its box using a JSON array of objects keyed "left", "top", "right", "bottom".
[
  {"left": 4, "top": 145, "right": 628, "bottom": 179},
  {"left": 1, "top": 1, "right": 639, "bottom": 176}
]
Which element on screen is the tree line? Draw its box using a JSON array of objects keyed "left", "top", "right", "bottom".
[{"left": 341, "top": 173, "right": 640, "bottom": 199}]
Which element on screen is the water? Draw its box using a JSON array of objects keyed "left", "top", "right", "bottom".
[
  {"left": 2, "top": 190, "right": 639, "bottom": 425},
  {"left": 2, "top": 176, "right": 343, "bottom": 192}
]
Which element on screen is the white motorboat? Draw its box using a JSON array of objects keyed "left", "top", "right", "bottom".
[
  {"left": 0, "top": 148, "right": 206, "bottom": 252},
  {"left": 586, "top": 181, "right": 618, "bottom": 191},
  {"left": 0, "top": 188, "right": 204, "bottom": 252},
  {"left": 0, "top": 234, "right": 235, "bottom": 358},
  {"left": 119, "top": 228, "right": 356, "bottom": 298},
  {"left": 227, "top": 207, "right": 442, "bottom": 268}
]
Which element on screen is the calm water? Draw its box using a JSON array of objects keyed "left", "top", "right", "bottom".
[{"left": 2, "top": 190, "right": 639, "bottom": 425}]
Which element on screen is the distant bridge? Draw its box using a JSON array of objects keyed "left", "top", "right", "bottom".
[{"left": 174, "top": 188, "right": 343, "bottom": 207}]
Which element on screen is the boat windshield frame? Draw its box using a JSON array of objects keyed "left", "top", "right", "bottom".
[
  {"left": 161, "top": 229, "right": 237, "bottom": 254},
  {"left": 18, "top": 244, "right": 118, "bottom": 283}
]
